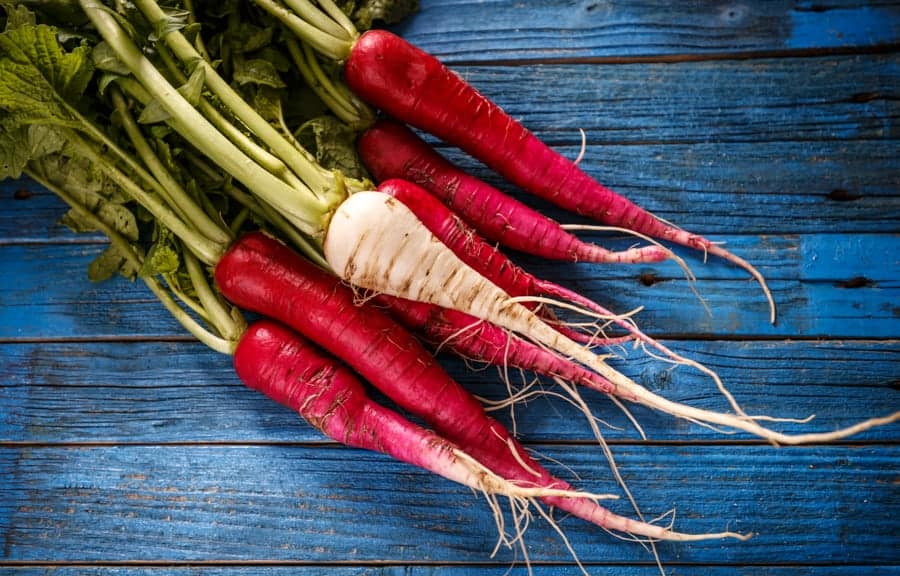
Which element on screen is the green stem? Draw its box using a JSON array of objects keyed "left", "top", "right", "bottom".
[
  {"left": 80, "top": 0, "right": 332, "bottom": 243},
  {"left": 286, "top": 37, "right": 372, "bottom": 128},
  {"left": 109, "top": 86, "right": 233, "bottom": 247},
  {"left": 184, "top": 249, "right": 246, "bottom": 342},
  {"left": 251, "top": 0, "right": 352, "bottom": 60},
  {"left": 28, "top": 168, "right": 236, "bottom": 355},
  {"left": 116, "top": 72, "right": 307, "bottom": 193},
  {"left": 182, "top": 0, "right": 212, "bottom": 62},
  {"left": 66, "top": 129, "right": 225, "bottom": 265},
  {"left": 283, "top": 0, "right": 351, "bottom": 40},
  {"left": 185, "top": 151, "right": 330, "bottom": 269},
  {"left": 132, "top": 0, "right": 336, "bottom": 198},
  {"left": 315, "top": 0, "right": 359, "bottom": 39},
  {"left": 145, "top": 275, "right": 236, "bottom": 355},
  {"left": 164, "top": 279, "right": 212, "bottom": 322},
  {"left": 63, "top": 102, "right": 220, "bottom": 230}
]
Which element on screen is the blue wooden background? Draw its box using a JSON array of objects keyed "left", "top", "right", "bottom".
[{"left": 2, "top": 1, "right": 899, "bottom": 574}]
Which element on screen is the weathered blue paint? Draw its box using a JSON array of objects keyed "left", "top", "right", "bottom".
[
  {"left": 789, "top": 6, "right": 900, "bottom": 49},
  {"left": 395, "top": 1, "right": 900, "bottom": 61}
]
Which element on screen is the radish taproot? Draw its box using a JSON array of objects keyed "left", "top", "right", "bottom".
[{"left": 359, "top": 120, "right": 669, "bottom": 265}]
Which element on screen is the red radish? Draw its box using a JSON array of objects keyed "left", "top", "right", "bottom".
[
  {"left": 358, "top": 120, "right": 669, "bottom": 265},
  {"left": 342, "top": 30, "right": 775, "bottom": 323},
  {"left": 217, "top": 232, "right": 744, "bottom": 541},
  {"left": 235, "top": 319, "right": 601, "bottom": 503}
]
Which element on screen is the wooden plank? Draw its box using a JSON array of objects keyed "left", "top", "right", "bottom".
[
  {"left": 433, "top": 56, "right": 900, "bottom": 145},
  {"left": 2, "top": 241, "right": 897, "bottom": 340},
  {"left": 1, "top": 444, "right": 897, "bottom": 564},
  {"left": 398, "top": 1, "right": 900, "bottom": 62},
  {"left": 5, "top": 139, "right": 897, "bottom": 245},
  {"left": 3, "top": 567, "right": 900, "bottom": 575},
  {"left": 2, "top": 340, "right": 897, "bottom": 444}
]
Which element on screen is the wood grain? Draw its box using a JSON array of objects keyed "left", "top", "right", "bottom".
[
  {"left": 398, "top": 0, "right": 900, "bottom": 62},
  {"left": 1, "top": 445, "right": 897, "bottom": 564},
  {"left": 1, "top": 339, "right": 897, "bottom": 444},
  {"left": 2, "top": 240, "right": 897, "bottom": 340}
]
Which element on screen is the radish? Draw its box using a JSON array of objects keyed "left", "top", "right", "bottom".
[
  {"left": 235, "top": 319, "right": 610, "bottom": 508},
  {"left": 358, "top": 120, "right": 669, "bottom": 265},
  {"left": 371, "top": 178, "right": 752, "bottom": 415}
]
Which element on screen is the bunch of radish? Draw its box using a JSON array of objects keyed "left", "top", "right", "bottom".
[{"left": 1, "top": 0, "right": 898, "bottom": 569}]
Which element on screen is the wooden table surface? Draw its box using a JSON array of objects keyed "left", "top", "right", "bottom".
[{"left": 2, "top": 1, "right": 899, "bottom": 574}]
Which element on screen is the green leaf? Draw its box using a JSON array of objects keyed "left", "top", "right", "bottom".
[
  {"left": 137, "top": 98, "right": 171, "bottom": 124},
  {"left": 296, "top": 115, "right": 368, "bottom": 180},
  {"left": 140, "top": 238, "right": 180, "bottom": 277},
  {"left": 178, "top": 65, "right": 206, "bottom": 106},
  {"left": 254, "top": 47, "right": 291, "bottom": 73},
  {"left": 352, "top": 0, "right": 419, "bottom": 31},
  {"left": 2, "top": 2, "right": 37, "bottom": 30},
  {"left": 88, "top": 243, "right": 139, "bottom": 282},
  {"left": 232, "top": 23, "right": 273, "bottom": 53},
  {"left": 26, "top": 124, "right": 67, "bottom": 159},
  {"left": 60, "top": 199, "right": 139, "bottom": 241},
  {"left": 137, "top": 66, "right": 205, "bottom": 123},
  {"left": 249, "top": 85, "right": 284, "bottom": 124},
  {"left": 0, "top": 115, "right": 67, "bottom": 179},
  {"left": 92, "top": 41, "right": 131, "bottom": 75},
  {"left": 232, "top": 58, "right": 286, "bottom": 89},
  {"left": 32, "top": 154, "right": 140, "bottom": 241},
  {"left": 149, "top": 8, "right": 190, "bottom": 42},
  {"left": 0, "top": 116, "right": 29, "bottom": 178},
  {"left": 0, "top": 24, "right": 94, "bottom": 125}
]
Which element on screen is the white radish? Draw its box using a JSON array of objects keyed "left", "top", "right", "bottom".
[{"left": 325, "top": 192, "right": 900, "bottom": 444}]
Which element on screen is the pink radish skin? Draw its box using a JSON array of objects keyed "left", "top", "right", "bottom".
[
  {"left": 235, "top": 320, "right": 607, "bottom": 500},
  {"left": 376, "top": 294, "right": 631, "bottom": 400},
  {"left": 358, "top": 120, "right": 668, "bottom": 265},
  {"left": 217, "top": 232, "right": 736, "bottom": 541},
  {"left": 345, "top": 30, "right": 775, "bottom": 322}
]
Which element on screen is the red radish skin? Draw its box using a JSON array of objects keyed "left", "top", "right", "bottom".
[
  {"left": 217, "top": 232, "right": 732, "bottom": 541},
  {"left": 345, "top": 30, "right": 775, "bottom": 322},
  {"left": 235, "top": 320, "right": 474, "bottom": 486},
  {"left": 358, "top": 120, "right": 667, "bottom": 265}
]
